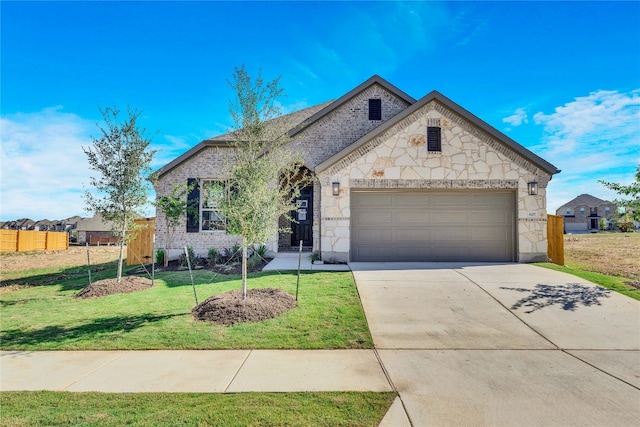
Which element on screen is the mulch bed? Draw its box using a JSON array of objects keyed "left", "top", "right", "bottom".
[
  {"left": 74, "top": 276, "right": 154, "bottom": 299},
  {"left": 127, "top": 258, "right": 271, "bottom": 276},
  {"left": 192, "top": 288, "right": 297, "bottom": 326}
]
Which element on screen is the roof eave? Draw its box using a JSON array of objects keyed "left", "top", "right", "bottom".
[
  {"left": 288, "top": 74, "right": 417, "bottom": 138},
  {"left": 152, "top": 139, "right": 232, "bottom": 180}
]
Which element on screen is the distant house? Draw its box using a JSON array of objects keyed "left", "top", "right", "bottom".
[
  {"left": 33, "top": 219, "right": 55, "bottom": 231},
  {"left": 75, "top": 213, "right": 117, "bottom": 244},
  {"left": 556, "top": 194, "right": 617, "bottom": 232}
]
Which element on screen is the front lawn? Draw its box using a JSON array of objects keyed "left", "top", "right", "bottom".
[
  {"left": 0, "top": 264, "right": 373, "bottom": 350},
  {"left": 536, "top": 263, "right": 640, "bottom": 301},
  {"left": 0, "top": 391, "right": 397, "bottom": 427}
]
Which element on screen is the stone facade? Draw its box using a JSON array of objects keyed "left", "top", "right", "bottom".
[
  {"left": 153, "top": 76, "right": 558, "bottom": 262},
  {"left": 316, "top": 101, "right": 551, "bottom": 263}
]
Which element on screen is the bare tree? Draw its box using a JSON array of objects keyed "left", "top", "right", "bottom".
[{"left": 83, "top": 106, "right": 156, "bottom": 283}]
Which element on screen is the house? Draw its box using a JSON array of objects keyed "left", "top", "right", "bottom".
[
  {"left": 75, "top": 213, "right": 117, "bottom": 244},
  {"left": 556, "top": 194, "right": 617, "bottom": 232},
  {"left": 153, "top": 75, "right": 560, "bottom": 263}
]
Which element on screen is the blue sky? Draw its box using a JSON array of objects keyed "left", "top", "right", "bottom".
[{"left": 1, "top": 0, "right": 639, "bottom": 221}]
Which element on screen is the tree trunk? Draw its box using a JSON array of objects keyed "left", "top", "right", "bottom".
[
  {"left": 117, "top": 227, "right": 126, "bottom": 284},
  {"left": 241, "top": 238, "right": 247, "bottom": 300}
]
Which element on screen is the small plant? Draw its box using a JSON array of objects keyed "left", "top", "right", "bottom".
[
  {"left": 208, "top": 247, "right": 219, "bottom": 265},
  {"left": 230, "top": 244, "right": 242, "bottom": 262},
  {"left": 311, "top": 251, "right": 321, "bottom": 262},
  {"left": 254, "top": 244, "right": 268, "bottom": 259},
  {"left": 179, "top": 246, "right": 198, "bottom": 267},
  {"left": 155, "top": 249, "right": 165, "bottom": 265},
  {"left": 246, "top": 254, "right": 262, "bottom": 270}
]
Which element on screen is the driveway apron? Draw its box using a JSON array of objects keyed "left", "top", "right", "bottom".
[{"left": 351, "top": 262, "right": 640, "bottom": 427}]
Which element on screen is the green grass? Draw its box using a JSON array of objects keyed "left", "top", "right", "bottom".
[
  {"left": 536, "top": 263, "right": 640, "bottom": 301},
  {"left": 0, "top": 263, "right": 373, "bottom": 350},
  {"left": 0, "top": 391, "right": 397, "bottom": 426}
]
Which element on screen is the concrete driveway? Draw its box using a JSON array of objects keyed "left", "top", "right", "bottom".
[{"left": 351, "top": 262, "right": 640, "bottom": 427}]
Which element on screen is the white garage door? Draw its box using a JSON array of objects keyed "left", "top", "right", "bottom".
[{"left": 350, "top": 190, "right": 516, "bottom": 262}]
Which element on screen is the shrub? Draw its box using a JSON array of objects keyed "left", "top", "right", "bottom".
[
  {"left": 155, "top": 249, "right": 165, "bottom": 265},
  {"left": 254, "top": 244, "right": 268, "bottom": 259},
  {"left": 246, "top": 254, "right": 262, "bottom": 270},
  {"left": 179, "top": 246, "right": 198, "bottom": 267},
  {"left": 231, "top": 244, "right": 242, "bottom": 262},
  {"left": 208, "top": 247, "right": 219, "bottom": 265}
]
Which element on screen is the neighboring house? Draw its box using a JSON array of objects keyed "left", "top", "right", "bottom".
[
  {"left": 33, "top": 219, "right": 54, "bottom": 231},
  {"left": 556, "top": 194, "right": 617, "bottom": 232},
  {"left": 56, "top": 216, "right": 82, "bottom": 232},
  {"left": 75, "top": 213, "right": 116, "bottom": 244},
  {"left": 154, "top": 75, "right": 560, "bottom": 263}
]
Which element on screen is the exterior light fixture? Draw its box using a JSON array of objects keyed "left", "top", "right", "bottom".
[
  {"left": 528, "top": 181, "right": 538, "bottom": 196},
  {"left": 332, "top": 182, "right": 340, "bottom": 196}
]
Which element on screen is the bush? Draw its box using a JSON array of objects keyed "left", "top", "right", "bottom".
[
  {"left": 230, "top": 244, "right": 242, "bottom": 262},
  {"left": 155, "top": 249, "right": 165, "bottom": 265},
  {"left": 618, "top": 220, "right": 635, "bottom": 232},
  {"left": 254, "top": 244, "right": 268, "bottom": 259},
  {"left": 179, "top": 246, "right": 198, "bottom": 267},
  {"left": 208, "top": 248, "right": 219, "bottom": 265},
  {"left": 246, "top": 254, "right": 262, "bottom": 270}
]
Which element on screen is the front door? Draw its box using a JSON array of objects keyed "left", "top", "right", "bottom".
[{"left": 291, "top": 186, "right": 313, "bottom": 247}]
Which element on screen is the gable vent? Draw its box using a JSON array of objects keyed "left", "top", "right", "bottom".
[
  {"left": 368, "top": 99, "right": 382, "bottom": 121},
  {"left": 427, "top": 127, "right": 441, "bottom": 152}
]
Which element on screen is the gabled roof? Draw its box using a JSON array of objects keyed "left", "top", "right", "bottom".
[
  {"left": 315, "top": 90, "right": 561, "bottom": 176},
  {"left": 75, "top": 213, "right": 114, "bottom": 232},
  {"left": 154, "top": 75, "right": 417, "bottom": 179},
  {"left": 154, "top": 101, "right": 332, "bottom": 178},
  {"left": 558, "top": 194, "right": 614, "bottom": 209}
]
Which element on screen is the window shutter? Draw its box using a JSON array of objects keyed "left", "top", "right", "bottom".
[
  {"left": 186, "top": 178, "right": 199, "bottom": 233},
  {"left": 427, "top": 127, "right": 441, "bottom": 152},
  {"left": 368, "top": 99, "right": 382, "bottom": 121}
]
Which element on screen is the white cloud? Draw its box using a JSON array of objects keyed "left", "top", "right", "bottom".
[
  {"left": 0, "top": 108, "right": 97, "bottom": 220},
  {"left": 502, "top": 107, "right": 529, "bottom": 127},
  {"left": 531, "top": 89, "right": 640, "bottom": 212},
  {"left": 0, "top": 108, "right": 157, "bottom": 221}
]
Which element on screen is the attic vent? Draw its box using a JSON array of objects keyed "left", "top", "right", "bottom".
[
  {"left": 427, "top": 127, "right": 441, "bottom": 152},
  {"left": 368, "top": 99, "right": 382, "bottom": 121}
]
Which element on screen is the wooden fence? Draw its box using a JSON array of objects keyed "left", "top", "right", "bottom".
[
  {"left": 126, "top": 218, "right": 155, "bottom": 266},
  {"left": 547, "top": 214, "right": 565, "bottom": 265},
  {"left": 0, "top": 230, "right": 69, "bottom": 253}
]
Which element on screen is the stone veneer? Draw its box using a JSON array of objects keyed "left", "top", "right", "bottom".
[{"left": 317, "top": 101, "right": 551, "bottom": 263}]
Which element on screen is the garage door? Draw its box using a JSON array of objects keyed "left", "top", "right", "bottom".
[{"left": 350, "top": 190, "right": 515, "bottom": 262}]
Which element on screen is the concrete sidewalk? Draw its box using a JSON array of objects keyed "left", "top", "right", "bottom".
[
  {"left": 1, "top": 349, "right": 391, "bottom": 393},
  {"left": 262, "top": 251, "right": 350, "bottom": 271}
]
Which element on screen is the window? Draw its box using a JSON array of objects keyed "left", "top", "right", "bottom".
[
  {"left": 566, "top": 209, "right": 571, "bottom": 215},
  {"left": 427, "top": 127, "right": 441, "bottom": 152},
  {"left": 368, "top": 99, "right": 382, "bottom": 120},
  {"left": 605, "top": 206, "right": 610, "bottom": 213},
  {"left": 201, "top": 180, "right": 226, "bottom": 231}
]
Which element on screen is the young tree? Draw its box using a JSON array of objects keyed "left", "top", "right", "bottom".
[
  {"left": 599, "top": 164, "right": 640, "bottom": 224},
  {"left": 211, "top": 65, "right": 307, "bottom": 299},
  {"left": 83, "top": 106, "right": 157, "bottom": 283},
  {"left": 156, "top": 181, "right": 198, "bottom": 267}
]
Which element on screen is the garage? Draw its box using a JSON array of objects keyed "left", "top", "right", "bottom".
[{"left": 350, "top": 190, "right": 516, "bottom": 262}]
